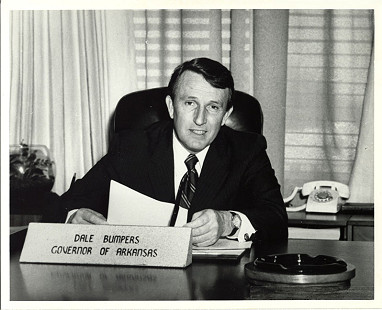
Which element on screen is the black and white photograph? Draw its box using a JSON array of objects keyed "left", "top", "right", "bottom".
[{"left": 2, "top": 0, "right": 379, "bottom": 309}]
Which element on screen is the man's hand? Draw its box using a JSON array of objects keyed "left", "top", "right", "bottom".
[
  {"left": 68, "top": 208, "right": 108, "bottom": 225},
  {"left": 184, "top": 209, "right": 233, "bottom": 247}
]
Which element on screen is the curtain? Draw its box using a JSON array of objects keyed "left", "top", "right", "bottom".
[
  {"left": 251, "top": 10, "right": 289, "bottom": 190},
  {"left": 284, "top": 10, "right": 374, "bottom": 198},
  {"left": 348, "top": 47, "right": 374, "bottom": 202},
  {"left": 9, "top": 9, "right": 374, "bottom": 201},
  {"left": 10, "top": 10, "right": 137, "bottom": 194},
  {"left": 131, "top": 10, "right": 253, "bottom": 90}
]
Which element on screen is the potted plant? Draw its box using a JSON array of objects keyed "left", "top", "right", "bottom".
[{"left": 10, "top": 142, "right": 55, "bottom": 214}]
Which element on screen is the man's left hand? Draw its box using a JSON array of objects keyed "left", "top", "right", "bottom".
[{"left": 184, "top": 209, "right": 233, "bottom": 246}]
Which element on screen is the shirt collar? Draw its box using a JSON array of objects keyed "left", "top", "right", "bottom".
[{"left": 172, "top": 131, "right": 209, "bottom": 169}]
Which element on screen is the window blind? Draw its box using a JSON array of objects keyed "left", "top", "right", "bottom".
[
  {"left": 284, "top": 9, "right": 373, "bottom": 190},
  {"left": 132, "top": 9, "right": 247, "bottom": 90}
]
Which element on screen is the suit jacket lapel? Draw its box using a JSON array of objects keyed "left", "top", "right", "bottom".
[
  {"left": 191, "top": 129, "right": 231, "bottom": 215},
  {"left": 148, "top": 122, "right": 175, "bottom": 203}
]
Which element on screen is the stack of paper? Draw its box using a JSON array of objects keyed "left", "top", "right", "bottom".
[{"left": 192, "top": 238, "right": 252, "bottom": 260}]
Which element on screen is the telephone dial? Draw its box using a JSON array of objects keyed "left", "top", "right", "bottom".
[{"left": 284, "top": 181, "right": 350, "bottom": 214}]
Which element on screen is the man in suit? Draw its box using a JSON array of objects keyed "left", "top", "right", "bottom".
[{"left": 60, "top": 57, "right": 288, "bottom": 246}]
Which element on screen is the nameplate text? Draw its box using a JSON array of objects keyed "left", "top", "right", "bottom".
[{"left": 20, "top": 223, "right": 192, "bottom": 268}]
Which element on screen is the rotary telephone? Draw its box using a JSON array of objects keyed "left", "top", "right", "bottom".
[{"left": 284, "top": 181, "right": 350, "bottom": 214}]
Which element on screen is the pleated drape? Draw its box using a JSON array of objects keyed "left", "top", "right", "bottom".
[
  {"left": 348, "top": 47, "right": 374, "bottom": 203},
  {"left": 10, "top": 10, "right": 137, "bottom": 194}
]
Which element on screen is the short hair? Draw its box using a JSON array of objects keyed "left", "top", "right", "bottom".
[{"left": 167, "top": 57, "right": 235, "bottom": 110}]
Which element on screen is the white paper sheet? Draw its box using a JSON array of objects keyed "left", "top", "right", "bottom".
[{"left": 107, "top": 180, "right": 187, "bottom": 227}]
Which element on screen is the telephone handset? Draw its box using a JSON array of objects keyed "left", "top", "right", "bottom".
[{"left": 284, "top": 181, "right": 350, "bottom": 214}]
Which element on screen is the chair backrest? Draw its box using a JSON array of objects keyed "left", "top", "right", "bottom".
[{"left": 113, "top": 87, "right": 263, "bottom": 135}]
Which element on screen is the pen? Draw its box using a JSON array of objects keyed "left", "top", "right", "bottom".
[
  {"left": 70, "top": 173, "right": 76, "bottom": 189},
  {"left": 244, "top": 233, "right": 255, "bottom": 242}
]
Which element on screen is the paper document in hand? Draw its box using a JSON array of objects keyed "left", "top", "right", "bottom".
[{"left": 107, "top": 180, "right": 187, "bottom": 226}]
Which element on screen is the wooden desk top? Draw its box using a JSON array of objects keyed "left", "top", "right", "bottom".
[
  {"left": 9, "top": 228, "right": 374, "bottom": 302},
  {"left": 348, "top": 214, "right": 375, "bottom": 226},
  {"left": 287, "top": 211, "right": 374, "bottom": 229},
  {"left": 287, "top": 211, "right": 352, "bottom": 226}
]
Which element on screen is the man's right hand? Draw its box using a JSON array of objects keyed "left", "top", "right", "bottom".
[{"left": 68, "top": 208, "right": 108, "bottom": 225}]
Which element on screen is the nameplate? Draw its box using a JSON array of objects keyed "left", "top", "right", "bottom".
[{"left": 20, "top": 223, "right": 192, "bottom": 268}]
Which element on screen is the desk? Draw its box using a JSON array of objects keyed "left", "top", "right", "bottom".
[
  {"left": 347, "top": 214, "right": 375, "bottom": 241},
  {"left": 287, "top": 212, "right": 351, "bottom": 240},
  {"left": 9, "top": 228, "right": 373, "bottom": 301},
  {"left": 287, "top": 211, "right": 374, "bottom": 240}
]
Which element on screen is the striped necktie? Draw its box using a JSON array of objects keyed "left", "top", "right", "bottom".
[
  {"left": 179, "top": 154, "right": 199, "bottom": 209},
  {"left": 169, "top": 154, "right": 199, "bottom": 226}
]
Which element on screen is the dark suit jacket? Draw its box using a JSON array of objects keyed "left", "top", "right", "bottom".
[{"left": 57, "top": 120, "right": 288, "bottom": 242}]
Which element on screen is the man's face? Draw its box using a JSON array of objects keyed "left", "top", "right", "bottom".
[{"left": 166, "top": 71, "right": 233, "bottom": 154}]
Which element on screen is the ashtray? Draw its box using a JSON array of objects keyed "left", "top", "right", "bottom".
[
  {"left": 253, "top": 253, "right": 347, "bottom": 275},
  {"left": 245, "top": 253, "right": 355, "bottom": 286}
]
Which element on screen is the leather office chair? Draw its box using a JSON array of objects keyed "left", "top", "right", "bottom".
[{"left": 112, "top": 87, "right": 263, "bottom": 136}]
